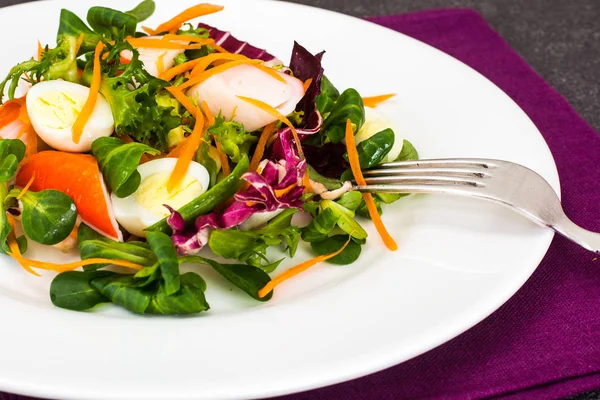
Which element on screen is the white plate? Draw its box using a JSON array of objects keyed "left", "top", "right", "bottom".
[{"left": 0, "top": 1, "right": 559, "bottom": 399}]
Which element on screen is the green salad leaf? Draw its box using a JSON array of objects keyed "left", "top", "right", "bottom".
[
  {"left": 209, "top": 115, "right": 257, "bottom": 163},
  {"left": 78, "top": 224, "right": 157, "bottom": 271},
  {"left": 0, "top": 35, "right": 79, "bottom": 102},
  {"left": 19, "top": 190, "right": 77, "bottom": 246},
  {"left": 0, "top": 139, "right": 26, "bottom": 183},
  {"left": 87, "top": 6, "right": 137, "bottom": 40},
  {"left": 208, "top": 209, "right": 301, "bottom": 271},
  {"left": 340, "top": 128, "right": 395, "bottom": 181},
  {"left": 91, "top": 137, "right": 161, "bottom": 198},
  {"left": 146, "top": 231, "right": 181, "bottom": 296},
  {"left": 180, "top": 256, "right": 273, "bottom": 301},
  {"left": 50, "top": 270, "right": 115, "bottom": 311},
  {"left": 302, "top": 198, "right": 367, "bottom": 243},
  {"left": 57, "top": 9, "right": 102, "bottom": 55},
  {"left": 311, "top": 234, "right": 362, "bottom": 265},
  {"left": 318, "top": 88, "right": 365, "bottom": 144},
  {"left": 91, "top": 41, "right": 181, "bottom": 152},
  {"left": 315, "top": 75, "right": 340, "bottom": 117},
  {"left": 396, "top": 139, "right": 419, "bottom": 162},
  {"left": 125, "top": 0, "right": 156, "bottom": 22},
  {"left": 307, "top": 164, "right": 343, "bottom": 191}
]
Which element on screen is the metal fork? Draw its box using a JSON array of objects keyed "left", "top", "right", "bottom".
[{"left": 353, "top": 159, "right": 600, "bottom": 254}]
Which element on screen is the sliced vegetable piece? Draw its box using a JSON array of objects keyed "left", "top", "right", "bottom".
[
  {"left": 150, "top": 4, "right": 224, "bottom": 35},
  {"left": 362, "top": 93, "right": 396, "bottom": 108},
  {"left": 167, "top": 111, "right": 204, "bottom": 192}
]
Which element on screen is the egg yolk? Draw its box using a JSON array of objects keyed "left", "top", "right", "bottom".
[
  {"left": 136, "top": 172, "right": 204, "bottom": 216},
  {"left": 30, "top": 91, "right": 85, "bottom": 129}
]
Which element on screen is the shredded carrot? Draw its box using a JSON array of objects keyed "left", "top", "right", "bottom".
[
  {"left": 180, "top": 59, "right": 261, "bottom": 90},
  {"left": 249, "top": 122, "right": 277, "bottom": 172},
  {"left": 165, "top": 86, "right": 199, "bottom": 118},
  {"left": 345, "top": 119, "right": 397, "bottom": 251},
  {"left": 189, "top": 53, "right": 249, "bottom": 77},
  {"left": 303, "top": 78, "right": 313, "bottom": 92},
  {"left": 156, "top": 51, "right": 167, "bottom": 76},
  {"left": 6, "top": 214, "right": 39, "bottom": 276},
  {"left": 141, "top": 26, "right": 155, "bottom": 35},
  {"left": 75, "top": 33, "right": 84, "bottom": 55},
  {"left": 362, "top": 93, "right": 396, "bottom": 108},
  {"left": 162, "top": 35, "right": 229, "bottom": 53},
  {"left": 200, "top": 100, "right": 215, "bottom": 127},
  {"left": 16, "top": 175, "right": 35, "bottom": 200},
  {"left": 37, "top": 40, "right": 44, "bottom": 60},
  {"left": 159, "top": 58, "right": 205, "bottom": 81},
  {"left": 302, "top": 172, "right": 313, "bottom": 194},
  {"left": 15, "top": 255, "right": 144, "bottom": 273},
  {"left": 72, "top": 41, "right": 104, "bottom": 144},
  {"left": 255, "top": 64, "right": 287, "bottom": 83},
  {"left": 274, "top": 184, "right": 296, "bottom": 198},
  {"left": 258, "top": 234, "right": 353, "bottom": 298},
  {"left": 69, "top": 226, "right": 78, "bottom": 240},
  {"left": 213, "top": 136, "right": 230, "bottom": 177},
  {"left": 167, "top": 112, "right": 204, "bottom": 192},
  {"left": 151, "top": 3, "right": 224, "bottom": 35},
  {"left": 126, "top": 37, "right": 203, "bottom": 50},
  {"left": 236, "top": 95, "right": 304, "bottom": 159},
  {"left": 166, "top": 137, "right": 189, "bottom": 158}
]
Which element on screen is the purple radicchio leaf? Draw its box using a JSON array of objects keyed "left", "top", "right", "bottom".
[
  {"left": 289, "top": 42, "right": 325, "bottom": 133},
  {"left": 198, "top": 23, "right": 278, "bottom": 62},
  {"left": 164, "top": 205, "right": 213, "bottom": 256}
]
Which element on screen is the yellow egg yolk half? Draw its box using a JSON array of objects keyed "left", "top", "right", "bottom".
[
  {"left": 30, "top": 91, "right": 85, "bottom": 129},
  {"left": 136, "top": 172, "right": 204, "bottom": 217}
]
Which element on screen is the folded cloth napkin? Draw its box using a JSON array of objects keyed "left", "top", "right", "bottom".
[{"left": 3, "top": 8, "right": 600, "bottom": 400}]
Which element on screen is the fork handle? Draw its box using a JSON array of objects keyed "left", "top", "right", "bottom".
[{"left": 552, "top": 216, "right": 600, "bottom": 254}]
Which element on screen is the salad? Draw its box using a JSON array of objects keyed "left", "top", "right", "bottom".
[{"left": 0, "top": 1, "right": 418, "bottom": 315}]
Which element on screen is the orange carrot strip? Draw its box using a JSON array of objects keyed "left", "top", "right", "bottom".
[
  {"left": 159, "top": 58, "right": 205, "bottom": 81},
  {"left": 249, "top": 122, "right": 277, "bottom": 172},
  {"left": 37, "top": 40, "right": 44, "bottom": 60},
  {"left": 254, "top": 64, "right": 286, "bottom": 83},
  {"left": 75, "top": 33, "right": 84, "bottom": 55},
  {"left": 167, "top": 137, "right": 190, "bottom": 158},
  {"left": 302, "top": 172, "right": 313, "bottom": 194},
  {"left": 274, "top": 184, "right": 296, "bottom": 198},
  {"left": 180, "top": 59, "right": 261, "bottom": 89},
  {"left": 161, "top": 35, "right": 229, "bottom": 53},
  {"left": 142, "top": 26, "right": 156, "bottom": 35},
  {"left": 156, "top": 51, "right": 167, "bottom": 75},
  {"left": 257, "top": 234, "right": 353, "bottom": 298},
  {"left": 362, "top": 94, "right": 396, "bottom": 108},
  {"left": 213, "top": 135, "right": 230, "bottom": 177},
  {"left": 16, "top": 175, "right": 34, "bottom": 200},
  {"left": 200, "top": 100, "right": 215, "bottom": 127},
  {"left": 167, "top": 112, "right": 204, "bottom": 191},
  {"left": 6, "top": 214, "right": 39, "bottom": 276},
  {"left": 72, "top": 41, "right": 104, "bottom": 144},
  {"left": 345, "top": 119, "right": 397, "bottom": 251},
  {"left": 165, "top": 86, "right": 199, "bottom": 118},
  {"left": 189, "top": 53, "right": 249, "bottom": 77},
  {"left": 126, "top": 38, "right": 203, "bottom": 50},
  {"left": 152, "top": 4, "right": 224, "bottom": 34},
  {"left": 303, "top": 78, "right": 313, "bottom": 92},
  {"left": 236, "top": 95, "right": 304, "bottom": 159},
  {"left": 14, "top": 256, "right": 145, "bottom": 273}
]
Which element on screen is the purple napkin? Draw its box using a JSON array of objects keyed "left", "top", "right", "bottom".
[{"left": 3, "top": 8, "right": 600, "bottom": 400}]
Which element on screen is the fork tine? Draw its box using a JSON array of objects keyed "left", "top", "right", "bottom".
[
  {"left": 361, "top": 175, "right": 485, "bottom": 187},
  {"left": 353, "top": 183, "right": 484, "bottom": 196},
  {"left": 362, "top": 166, "right": 491, "bottom": 178},
  {"left": 376, "top": 158, "right": 497, "bottom": 169}
]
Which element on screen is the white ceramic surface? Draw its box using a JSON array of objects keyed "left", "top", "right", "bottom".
[{"left": 0, "top": 1, "right": 559, "bottom": 399}]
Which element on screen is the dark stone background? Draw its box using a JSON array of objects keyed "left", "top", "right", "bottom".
[{"left": 0, "top": 0, "right": 598, "bottom": 399}]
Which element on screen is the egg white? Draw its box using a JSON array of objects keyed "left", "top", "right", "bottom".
[
  {"left": 26, "top": 80, "right": 114, "bottom": 153},
  {"left": 111, "top": 158, "right": 210, "bottom": 237}
]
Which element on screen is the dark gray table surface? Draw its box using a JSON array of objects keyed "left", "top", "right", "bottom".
[{"left": 0, "top": 0, "right": 598, "bottom": 399}]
